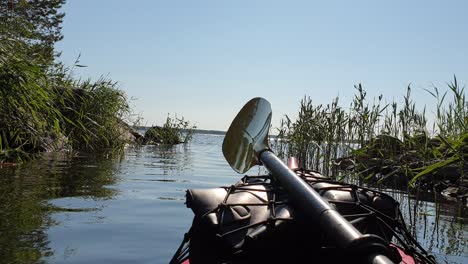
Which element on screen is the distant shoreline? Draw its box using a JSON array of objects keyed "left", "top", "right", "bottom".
[
  {"left": 191, "top": 129, "right": 226, "bottom": 135},
  {"left": 132, "top": 126, "right": 291, "bottom": 138},
  {"left": 133, "top": 126, "right": 226, "bottom": 135}
]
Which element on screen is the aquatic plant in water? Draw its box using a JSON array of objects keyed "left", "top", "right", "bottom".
[
  {"left": 275, "top": 78, "right": 467, "bottom": 196},
  {"left": 143, "top": 115, "right": 196, "bottom": 145}
]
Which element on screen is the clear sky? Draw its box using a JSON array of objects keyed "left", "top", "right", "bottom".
[{"left": 56, "top": 0, "right": 468, "bottom": 131}]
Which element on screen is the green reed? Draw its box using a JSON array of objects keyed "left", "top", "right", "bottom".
[
  {"left": 0, "top": 1, "right": 139, "bottom": 163},
  {"left": 0, "top": 33, "right": 196, "bottom": 162},
  {"left": 144, "top": 115, "right": 196, "bottom": 145},
  {"left": 0, "top": 38, "right": 58, "bottom": 161},
  {"left": 426, "top": 77, "right": 466, "bottom": 138},
  {"left": 0, "top": 36, "right": 133, "bottom": 162},
  {"left": 276, "top": 77, "right": 467, "bottom": 188},
  {"left": 58, "top": 77, "right": 131, "bottom": 151}
]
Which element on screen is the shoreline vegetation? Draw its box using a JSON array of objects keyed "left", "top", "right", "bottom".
[
  {"left": 274, "top": 82, "right": 467, "bottom": 203},
  {"left": 0, "top": 0, "right": 196, "bottom": 164},
  {"left": 0, "top": 0, "right": 132, "bottom": 162},
  {"left": 142, "top": 115, "right": 196, "bottom": 145},
  {"left": 1, "top": 1, "right": 466, "bottom": 203}
]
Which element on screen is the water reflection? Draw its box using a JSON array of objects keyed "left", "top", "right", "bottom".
[
  {"left": 125, "top": 144, "right": 193, "bottom": 179},
  {"left": 387, "top": 190, "right": 467, "bottom": 263},
  {"left": 0, "top": 134, "right": 466, "bottom": 263},
  {"left": 0, "top": 152, "right": 121, "bottom": 264}
]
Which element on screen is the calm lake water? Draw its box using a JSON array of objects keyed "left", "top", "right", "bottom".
[{"left": 0, "top": 134, "right": 466, "bottom": 264}]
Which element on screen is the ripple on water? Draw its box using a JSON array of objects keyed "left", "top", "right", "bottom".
[{"left": 0, "top": 134, "right": 465, "bottom": 264}]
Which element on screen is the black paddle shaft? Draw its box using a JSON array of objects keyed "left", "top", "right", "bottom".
[{"left": 259, "top": 150, "right": 394, "bottom": 264}]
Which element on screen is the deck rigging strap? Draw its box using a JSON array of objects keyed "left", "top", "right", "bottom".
[{"left": 170, "top": 169, "right": 437, "bottom": 264}]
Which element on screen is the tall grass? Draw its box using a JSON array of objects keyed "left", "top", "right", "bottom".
[
  {"left": 58, "top": 77, "right": 131, "bottom": 151},
  {"left": 275, "top": 77, "right": 467, "bottom": 189},
  {"left": 0, "top": 37, "right": 132, "bottom": 162},
  {"left": 0, "top": 38, "right": 60, "bottom": 161},
  {"left": 144, "top": 115, "right": 196, "bottom": 145},
  {"left": 426, "top": 77, "right": 467, "bottom": 138}
]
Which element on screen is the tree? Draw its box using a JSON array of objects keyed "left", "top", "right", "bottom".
[{"left": 0, "top": 0, "right": 66, "bottom": 65}]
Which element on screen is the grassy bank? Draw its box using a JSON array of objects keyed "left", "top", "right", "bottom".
[
  {"left": 275, "top": 79, "right": 467, "bottom": 194},
  {"left": 0, "top": 38, "right": 132, "bottom": 162},
  {"left": 0, "top": 1, "right": 132, "bottom": 162}
]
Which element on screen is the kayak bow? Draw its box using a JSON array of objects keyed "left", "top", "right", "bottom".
[{"left": 222, "top": 97, "right": 394, "bottom": 264}]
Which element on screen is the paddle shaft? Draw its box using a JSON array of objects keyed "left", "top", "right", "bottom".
[{"left": 260, "top": 150, "right": 394, "bottom": 264}]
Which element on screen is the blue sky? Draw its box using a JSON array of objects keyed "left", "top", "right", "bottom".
[{"left": 57, "top": 0, "right": 468, "bottom": 131}]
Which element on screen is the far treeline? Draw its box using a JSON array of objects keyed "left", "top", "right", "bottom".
[
  {"left": 275, "top": 83, "right": 467, "bottom": 198},
  {"left": 0, "top": 0, "right": 196, "bottom": 163}
]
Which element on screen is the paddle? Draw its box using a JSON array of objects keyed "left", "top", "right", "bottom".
[{"left": 222, "top": 97, "right": 394, "bottom": 264}]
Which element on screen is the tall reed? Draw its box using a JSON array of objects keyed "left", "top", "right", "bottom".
[
  {"left": 143, "top": 115, "right": 196, "bottom": 145},
  {"left": 275, "top": 77, "right": 467, "bottom": 188},
  {"left": 0, "top": 38, "right": 62, "bottom": 161},
  {"left": 0, "top": 37, "right": 133, "bottom": 162}
]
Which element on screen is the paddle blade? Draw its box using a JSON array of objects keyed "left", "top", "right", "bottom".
[{"left": 222, "top": 97, "right": 272, "bottom": 174}]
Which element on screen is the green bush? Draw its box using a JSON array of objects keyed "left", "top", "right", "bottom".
[{"left": 144, "top": 115, "right": 196, "bottom": 145}]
